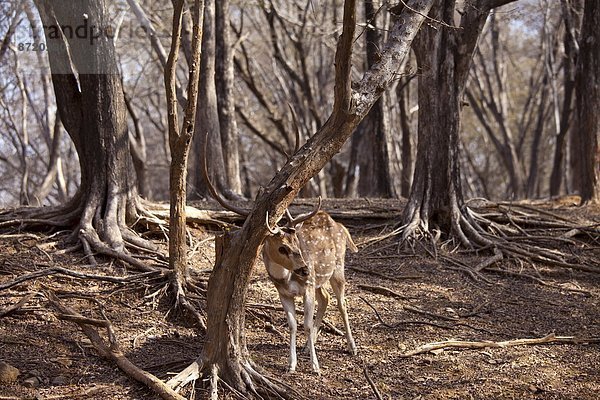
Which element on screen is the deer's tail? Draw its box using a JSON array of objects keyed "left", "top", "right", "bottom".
[{"left": 341, "top": 225, "right": 358, "bottom": 253}]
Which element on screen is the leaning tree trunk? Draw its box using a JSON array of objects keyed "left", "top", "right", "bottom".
[{"left": 167, "top": 0, "right": 434, "bottom": 396}]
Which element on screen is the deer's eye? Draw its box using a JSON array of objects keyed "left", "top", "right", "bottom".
[{"left": 278, "top": 246, "right": 289, "bottom": 256}]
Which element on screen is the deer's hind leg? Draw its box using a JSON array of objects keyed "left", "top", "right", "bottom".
[
  {"left": 313, "top": 286, "right": 330, "bottom": 344},
  {"left": 303, "top": 285, "right": 320, "bottom": 374},
  {"left": 330, "top": 269, "right": 357, "bottom": 355},
  {"left": 302, "top": 286, "right": 328, "bottom": 355}
]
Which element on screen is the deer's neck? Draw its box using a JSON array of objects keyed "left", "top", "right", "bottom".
[
  {"left": 265, "top": 260, "right": 291, "bottom": 282},
  {"left": 264, "top": 259, "right": 309, "bottom": 297}
]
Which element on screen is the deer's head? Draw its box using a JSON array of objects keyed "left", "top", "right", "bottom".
[{"left": 262, "top": 199, "right": 322, "bottom": 278}]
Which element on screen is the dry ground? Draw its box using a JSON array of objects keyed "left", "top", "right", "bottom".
[{"left": 1, "top": 200, "right": 599, "bottom": 399}]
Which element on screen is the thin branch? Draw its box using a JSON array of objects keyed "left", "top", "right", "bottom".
[{"left": 400, "top": 333, "right": 600, "bottom": 357}]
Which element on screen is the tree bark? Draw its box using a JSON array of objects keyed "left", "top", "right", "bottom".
[
  {"left": 165, "top": 0, "right": 205, "bottom": 306},
  {"left": 549, "top": 0, "right": 583, "bottom": 196},
  {"left": 215, "top": 0, "right": 242, "bottom": 196},
  {"left": 32, "top": 116, "right": 67, "bottom": 205},
  {"left": 575, "top": 0, "right": 600, "bottom": 203},
  {"left": 124, "top": 92, "right": 150, "bottom": 199},
  {"left": 402, "top": 0, "right": 515, "bottom": 243},
  {"left": 347, "top": 0, "right": 394, "bottom": 198},
  {"left": 191, "top": 0, "right": 229, "bottom": 200},
  {"left": 398, "top": 79, "right": 413, "bottom": 197},
  {"left": 34, "top": 0, "right": 141, "bottom": 254}
]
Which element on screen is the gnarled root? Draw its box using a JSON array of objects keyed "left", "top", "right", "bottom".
[
  {"left": 169, "top": 276, "right": 207, "bottom": 331},
  {"left": 167, "top": 358, "right": 298, "bottom": 400},
  {"left": 400, "top": 198, "right": 600, "bottom": 276},
  {"left": 0, "top": 196, "right": 170, "bottom": 274}
]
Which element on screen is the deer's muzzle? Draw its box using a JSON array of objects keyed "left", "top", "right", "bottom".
[{"left": 293, "top": 266, "right": 310, "bottom": 277}]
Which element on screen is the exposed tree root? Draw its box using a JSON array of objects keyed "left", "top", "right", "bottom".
[
  {"left": 169, "top": 278, "right": 208, "bottom": 331},
  {"left": 167, "top": 357, "right": 299, "bottom": 400},
  {"left": 400, "top": 200, "right": 600, "bottom": 278},
  {"left": 0, "top": 264, "right": 160, "bottom": 291},
  {"left": 360, "top": 296, "right": 455, "bottom": 330},
  {"left": 0, "top": 198, "right": 213, "bottom": 338},
  {"left": 363, "top": 365, "right": 384, "bottom": 400},
  {"left": 0, "top": 198, "right": 173, "bottom": 274}
]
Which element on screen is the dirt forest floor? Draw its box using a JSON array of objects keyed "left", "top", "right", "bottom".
[{"left": 1, "top": 199, "right": 599, "bottom": 400}]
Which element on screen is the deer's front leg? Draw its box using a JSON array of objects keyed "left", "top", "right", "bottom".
[
  {"left": 303, "top": 285, "right": 320, "bottom": 374},
  {"left": 279, "top": 293, "right": 298, "bottom": 372}
]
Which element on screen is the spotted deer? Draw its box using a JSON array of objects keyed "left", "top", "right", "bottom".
[
  {"left": 262, "top": 202, "right": 358, "bottom": 373},
  {"left": 203, "top": 158, "right": 357, "bottom": 373}
]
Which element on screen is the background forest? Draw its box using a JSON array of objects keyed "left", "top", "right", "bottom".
[{"left": 0, "top": 0, "right": 596, "bottom": 206}]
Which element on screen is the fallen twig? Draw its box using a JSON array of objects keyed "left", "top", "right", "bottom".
[
  {"left": 0, "top": 292, "right": 37, "bottom": 318},
  {"left": 348, "top": 265, "right": 422, "bottom": 281},
  {"left": 358, "top": 284, "right": 407, "bottom": 299},
  {"left": 0, "top": 265, "right": 162, "bottom": 291},
  {"left": 45, "top": 291, "right": 186, "bottom": 400},
  {"left": 360, "top": 296, "right": 454, "bottom": 330},
  {"left": 363, "top": 365, "right": 384, "bottom": 400},
  {"left": 403, "top": 305, "right": 459, "bottom": 322},
  {"left": 400, "top": 333, "right": 600, "bottom": 357}
]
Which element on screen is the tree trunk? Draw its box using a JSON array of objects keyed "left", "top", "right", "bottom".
[
  {"left": 402, "top": 0, "right": 513, "bottom": 243},
  {"left": 165, "top": 0, "right": 205, "bottom": 317},
  {"left": 526, "top": 80, "right": 548, "bottom": 198},
  {"left": 191, "top": 0, "right": 228, "bottom": 200},
  {"left": 31, "top": 0, "right": 157, "bottom": 262},
  {"left": 405, "top": 1, "right": 463, "bottom": 234},
  {"left": 215, "top": 0, "right": 242, "bottom": 197},
  {"left": 124, "top": 93, "right": 150, "bottom": 199},
  {"left": 32, "top": 116, "right": 66, "bottom": 205},
  {"left": 347, "top": 0, "right": 394, "bottom": 198},
  {"left": 37, "top": 0, "right": 133, "bottom": 245},
  {"left": 549, "top": 0, "right": 583, "bottom": 196},
  {"left": 398, "top": 80, "right": 413, "bottom": 198},
  {"left": 575, "top": 0, "right": 600, "bottom": 203}
]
